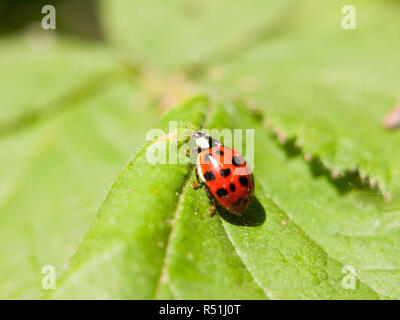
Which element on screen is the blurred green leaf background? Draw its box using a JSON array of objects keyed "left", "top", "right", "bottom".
[{"left": 0, "top": 0, "right": 399, "bottom": 299}]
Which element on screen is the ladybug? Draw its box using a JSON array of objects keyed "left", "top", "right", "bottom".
[{"left": 191, "top": 131, "right": 254, "bottom": 220}]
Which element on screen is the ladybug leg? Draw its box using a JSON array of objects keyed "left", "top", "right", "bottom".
[
  {"left": 208, "top": 203, "right": 216, "bottom": 216},
  {"left": 191, "top": 182, "right": 202, "bottom": 189},
  {"left": 203, "top": 186, "right": 217, "bottom": 216},
  {"left": 191, "top": 169, "right": 216, "bottom": 217},
  {"left": 191, "top": 168, "right": 203, "bottom": 190}
]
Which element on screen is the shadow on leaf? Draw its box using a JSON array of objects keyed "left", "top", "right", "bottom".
[
  {"left": 277, "top": 135, "right": 383, "bottom": 199},
  {"left": 217, "top": 196, "right": 265, "bottom": 227}
]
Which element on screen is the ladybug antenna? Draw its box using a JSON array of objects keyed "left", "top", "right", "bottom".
[{"left": 192, "top": 130, "right": 208, "bottom": 139}]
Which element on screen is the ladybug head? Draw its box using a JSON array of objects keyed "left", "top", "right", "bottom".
[
  {"left": 192, "top": 130, "right": 208, "bottom": 140},
  {"left": 192, "top": 131, "right": 221, "bottom": 151}
]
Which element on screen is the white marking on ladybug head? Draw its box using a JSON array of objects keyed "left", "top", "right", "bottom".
[{"left": 195, "top": 137, "right": 210, "bottom": 149}]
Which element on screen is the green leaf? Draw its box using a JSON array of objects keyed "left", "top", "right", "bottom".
[
  {"left": 2, "top": 0, "right": 399, "bottom": 301},
  {"left": 0, "top": 34, "right": 119, "bottom": 128},
  {"left": 204, "top": 0, "right": 400, "bottom": 195},
  {"left": 101, "top": 0, "right": 400, "bottom": 195},
  {"left": 100, "top": 0, "right": 294, "bottom": 70},
  {"left": 210, "top": 101, "right": 399, "bottom": 299},
  {"left": 53, "top": 98, "right": 391, "bottom": 299},
  {"left": 52, "top": 97, "right": 214, "bottom": 299},
  {"left": 0, "top": 74, "right": 159, "bottom": 299}
]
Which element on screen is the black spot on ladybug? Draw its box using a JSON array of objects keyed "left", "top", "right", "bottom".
[
  {"left": 239, "top": 176, "right": 249, "bottom": 187},
  {"left": 216, "top": 188, "right": 228, "bottom": 198},
  {"left": 229, "top": 183, "right": 236, "bottom": 192},
  {"left": 204, "top": 170, "right": 215, "bottom": 181},
  {"left": 220, "top": 168, "right": 231, "bottom": 177},
  {"left": 216, "top": 149, "right": 224, "bottom": 156},
  {"left": 232, "top": 155, "right": 244, "bottom": 166}
]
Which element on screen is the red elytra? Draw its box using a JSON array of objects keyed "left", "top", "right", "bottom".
[{"left": 192, "top": 131, "right": 254, "bottom": 217}]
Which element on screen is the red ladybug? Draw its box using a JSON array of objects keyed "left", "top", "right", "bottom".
[{"left": 191, "top": 131, "right": 254, "bottom": 220}]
